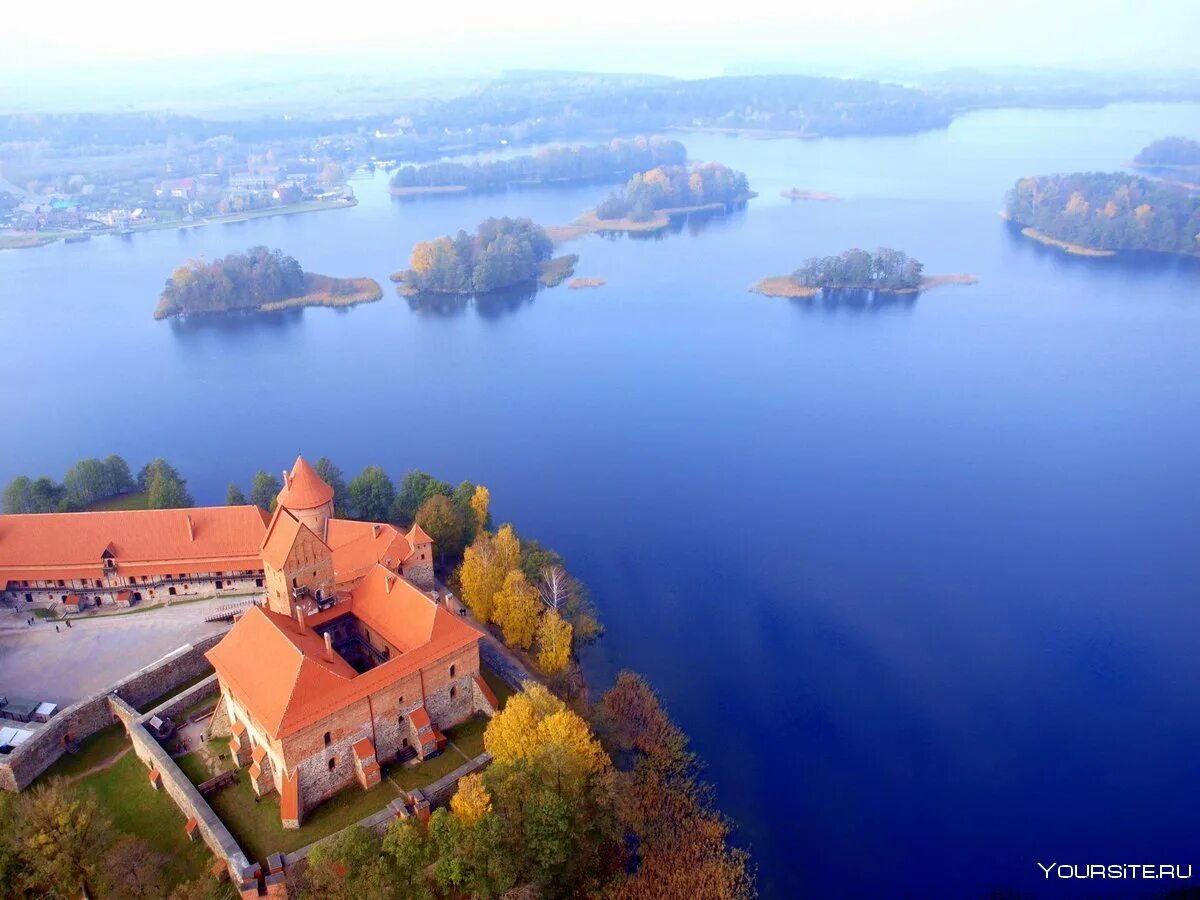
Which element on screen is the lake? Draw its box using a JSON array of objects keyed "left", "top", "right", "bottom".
[{"left": 3, "top": 102, "right": 1200, "bottom": 897}]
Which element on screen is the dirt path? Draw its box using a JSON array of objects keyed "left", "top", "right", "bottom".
[{"left": 64, "top": 746, "right": 131, "bottom": 785}]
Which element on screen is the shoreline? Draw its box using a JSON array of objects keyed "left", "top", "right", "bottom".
[
  {"left": 155, "top": 273, "right": 382, "bottom": 319},
  {"left": 568, "top": 277, "right": 606, "bottom": 289},
  {"left": 388, "top": 184, "right": 470, "bottom": 197},
  {"left": 781, "top": 189, "right": 840, "bottom": 201},
  {"left": 1018, "top": 226, "right": 1117, "bottom": 257},
  {"left": 550, "top": 195, "right": 755, "bottom": 242},
  {"left": 0, "top": 197, "right": 357, "bottom": 252},
  {"left": 752, "top": 272, "right": 979, "bottom": 298}
]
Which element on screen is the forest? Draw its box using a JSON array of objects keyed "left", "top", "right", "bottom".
[
  {"left": 3, "top": 457, "right": 192, "bottom": 513},
  {"left": 594, "top": 162, "right": 751, "bottom": 222},
  {"left": 402, "top": 217, "right": 556, "bottom": 294},
  {"left": 792, "top": 248, "right": 924, "bottom": 290},
  {"left": 155, "top": 246, "right": 307, "bottom": 318},
  {"left": 1004, "top": 173, "right": 1200, "bottom": 255},
  {"left": 390, "top": 136, "right": 686, "bottom": 193},
  {"left": 1134, "top": 136, "right": 1200, "bottom": 168}
]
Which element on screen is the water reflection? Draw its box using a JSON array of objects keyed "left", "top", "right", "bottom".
[
  {"left": 1002, "top": 221, "right": 1200, "bottom": 277},
  {"left": 403, "top": 282, "right": 539, "bottom": 319},
  {"left": 167, "top": 307, "right": 307, "bottom": 338},
  {"left": 789, "top": 287, "right": 920, "bottom": 314}
]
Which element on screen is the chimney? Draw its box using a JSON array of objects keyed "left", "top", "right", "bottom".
[
  {"left": 296, "top": 605, "right": 308, "bottom": 633},
  {"left": 324, "top": 631, "right": 334, "bottom": 661},
  {"left": 384, "top": 574, "right": 394, "bottom": 594},
  {"left": 185, "top": 515, "right": 195, "bottom": 541},
  {"left": 372, "top": 524, "right": 380, "bottom": 538}
]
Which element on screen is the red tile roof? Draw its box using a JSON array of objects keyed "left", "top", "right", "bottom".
[
  {"left": 207, "top": 564, "right": 482, "bottom": 740},
  {"left": 472, "top": 675, "right": 500, "bottom": 713},
  {"left": 260, "top": 506, "right": 326, "bottom": 572},
  {"left": 408, "top": 706, "right": 431, "bottom": 731},
  {"left": 0, "top": 506, "right": 268, "bottom": 586},
  {"left": 326, "top": 519, "right": 413, "bottom": 585},
  {"left": 352, "top": 737, "right": 375, "bottom": 760},
  {"left": 276, "top": 456, "right": 334, "bottom": 511},
  {"left": 280, "top": 770, "right": 300, "bottom": 822},
  {"left": 406, "top": 523, "right": 432, "bottom": 546}
]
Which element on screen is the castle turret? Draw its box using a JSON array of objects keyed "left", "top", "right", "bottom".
[{"left": 276, "top": 456, "right": 334, "bottom": 540}]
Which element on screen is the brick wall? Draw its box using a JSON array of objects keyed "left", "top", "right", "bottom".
[{"left": 0, "top": 633, "right": 224, "bottom": 792}]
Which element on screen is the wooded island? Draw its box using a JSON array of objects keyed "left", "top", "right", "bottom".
[
  {"left": 154, "top": 247, "right": 381, "bottom": 318},
  {"left": 392, "top": 217, "right": 577, "bottom": 295},
  {"left": 753, "top": 247, "right": 977, "bottom": 297},
  {"left": 1004, "top": 172, "right": 1200, "bottom": 256}
]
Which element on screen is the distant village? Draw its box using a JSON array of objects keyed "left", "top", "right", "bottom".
[{"left": 0, "top": 152, "right": 359, "bottom": 240}]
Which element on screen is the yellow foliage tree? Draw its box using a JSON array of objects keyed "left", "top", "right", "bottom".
[
  {"left": 494, "top": 523, "right": 520, "bottom": 572},
  {"left": 493, "top": 570, "right": 541, "bottom": 650},
  {"left": 484, "top": 682, "right": 609, "bottom": 780},
  {"left": 458, "top": 525, "right": 521, "bottom": 624},
  {"left": 450, "top": 772, "right": 492, "bottom": 826},
  {"left": 470, "top": 485, "right": 490, "bottom": 529},
  {"left": 536, "top": 611, "right": 573, "bottom": 675}
]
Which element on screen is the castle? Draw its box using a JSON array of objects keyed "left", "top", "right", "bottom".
[{"left": 0, "top": 457, "right": 497, "bottom": 826}]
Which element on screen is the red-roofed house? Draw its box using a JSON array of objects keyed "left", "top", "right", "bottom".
[{"left": 206, "top": 458, "right": 493, "bottom": 827}]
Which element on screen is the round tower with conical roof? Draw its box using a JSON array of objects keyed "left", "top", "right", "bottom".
[{"left": 276, "top": 456, "right": 334, "bottom": 539}]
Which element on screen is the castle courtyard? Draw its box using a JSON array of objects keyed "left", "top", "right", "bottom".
[{"left": 0, "top": 598, "right": 230, "bottom": 705}]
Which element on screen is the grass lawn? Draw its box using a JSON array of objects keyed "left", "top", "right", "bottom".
[
  {"left": 32, "top": 607, "right": 58, "bottom": 620},
  {"left": 77, "top": 750, "right": 215, "bottom": 887},
  {"left": 137, "top": 670, "right": 216, "bottom": 713},
  {"left": 481, "top": 665, "right": 516, "bottom": 709},
  {"left": 207, "top": 769, "right": 398, "bottom": 865},
  {"left": 387, "top": 747, "right": 474, "bottom": 792},
  {"left": 36, "top": 723, "right": 128, "bottom": 783},
  {"left": 87, "top": 491, "right": 149, "bottom": 511},
  {"left": 444, "top": 713, "right": 489, "bottom": 759},
  {"left": 176, "top": 751, "right": 212, "bottom": 786}
]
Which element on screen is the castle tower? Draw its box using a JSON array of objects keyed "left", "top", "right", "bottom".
[{"left": 276, "top": 456, "right": 334, "bottom": 541}]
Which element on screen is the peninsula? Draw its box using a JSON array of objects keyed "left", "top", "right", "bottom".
[
  {"left": 153, "top": 246, "right": 381, "bottom": 319},
  {"left": 753, "top": 248, "right": 977, "bottom": 297},
  {"left": 1004, "top": 172, "right": 1200, "bottom": 256},
  {"left": 391, "top": 216, "right": 577, "bottom": 296}
]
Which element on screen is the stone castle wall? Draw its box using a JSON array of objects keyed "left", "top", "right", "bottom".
[
  {"left": 110, "top": 695, "right": 254, "bottom": 882},
  {"left": 0, "top": 633, "right": 224, "bottom": 792}
]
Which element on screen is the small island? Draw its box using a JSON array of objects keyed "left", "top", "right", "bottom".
[
  {"left": 153, "top": 246, "right": 381, "bottom": 319},
  {"left": 1004, "top": 172, "right": 1200, "bottom": 256},
  {"left": 562, "top": 162, "right": 754, "bottom": 236},
  {"left": 391, "top": 216, "right": 577, "bottom": 296},
  {"left": 781, "top": 188, "right": 840, "bottom": 201},
  {"left": 753, "top": 248, "right": 977, "bottom": 297},
  {"left": 568, "top": 277, "right": 606, "bottom": 289},
  {"left": 389, "top": 137, "right": 686, "bottom": 196}
]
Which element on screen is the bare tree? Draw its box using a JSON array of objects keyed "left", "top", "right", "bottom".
[{"left": 538, "top": 564, "right": 571, "bottom": 611}]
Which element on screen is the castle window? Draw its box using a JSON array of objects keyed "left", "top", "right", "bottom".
[
  {"left": 255, "top": 578, "right": 263, "bottom": 588},
  {"left": 449, "top": 686, "right": 457, "bottom": 699},
  {"left": 323, "top": 731, "right": 331, "bottom": 746},
  {"left": 328, "top": 757, "right": 336, "bottom": 771},
  {"left": 398, "top": 714, "right": 404, "bottom": 725},
  {"left": 449, "top": 664, "right": 456, "bottom": 678}
]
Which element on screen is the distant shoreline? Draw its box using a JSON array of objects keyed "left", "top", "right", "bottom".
[
  {"left": 388, "top": 184, "right": 470, "bottom": 197},
  {"left": 155, "top": 273, "right": 382, "bottom": 319},
  {"left": 0, "top": 197, "right": 357, "bottom": 252},
  {"left": 752, "top": 272, "right": 978, "bottom": 298}
]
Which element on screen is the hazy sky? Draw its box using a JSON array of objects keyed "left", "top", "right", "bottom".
[{"left": 2, "top": 0, "right": 1197, "bottom": 76}]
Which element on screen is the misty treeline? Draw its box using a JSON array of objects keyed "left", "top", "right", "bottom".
[
  {"left": 792, "top": 248, "right": 925, "bottom": 291},
  {"left": 155, "top": 246, "right": 306, "bottom": 318},
  {"left": 1004, "top": 172, "right": 1200, "bottom": 254},
  {"left": 595, "top": 162, "right": 751, "bottom": 221},
  {"left": 390, "top": 136, "right": 686, "bottom": 192},
  {"left": 404, "top": 217, "right": 554, "bottom": 294},
  {"left": 1134, "top": 136, "right": 1200, "bottom": 168}
]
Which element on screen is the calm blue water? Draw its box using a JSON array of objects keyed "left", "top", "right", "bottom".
[{"left": 4, "top": 103, "right": 1200, "bottom": 897}]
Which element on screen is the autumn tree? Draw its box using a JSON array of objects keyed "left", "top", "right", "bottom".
[
  {"left": 416, "top": 494, "right": 468, "bottom": 567},
  {"left": 536, "top": 611, "right": 573, "bottom": 675},
  {"left": 493, "top": 570, "right": 541, "bottom": 650},
  {"left": 4, "top": 780, "right": 112, "bottom": 896},
  {"left": 100, "top": 837, "right": 171, "bottom": 900},
  {"left": 250, "top": 470, "right": 281, "bottom": 511},
  {"left": 458, "top": 525, "right": 520, "bottom": 624},
  {"left": 450, "top": 772, "right": 493, "bottom": 826},
  {"left": 300, "top": 825, "right": 398, "bottom": 900},
  {"left": 392, "top": 470, "right": 452, "bottom": 524},
  {"left": 470, "top": 485, "right": 491, "bottom": 530}
]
